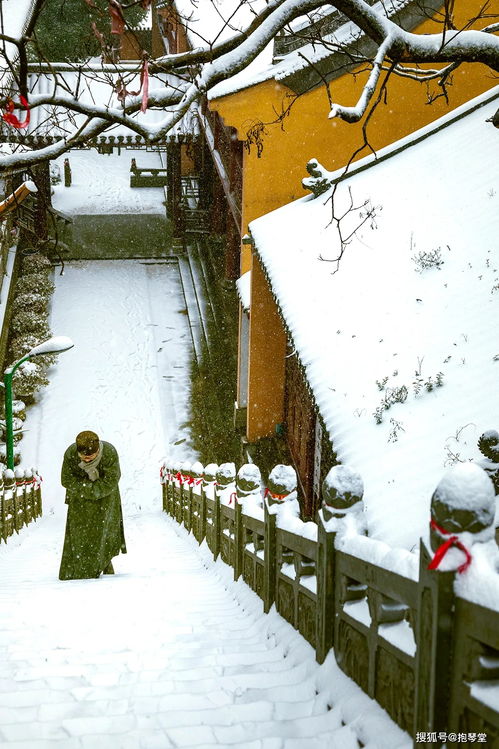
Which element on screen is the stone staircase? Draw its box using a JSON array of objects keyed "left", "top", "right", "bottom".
[{"left": 0, "top": 512, "right": 407, "bottom": 748}]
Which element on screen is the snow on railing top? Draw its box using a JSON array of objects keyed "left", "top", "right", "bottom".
[{"left": 161, "top": 455, "right": 499, "bottom": 608}]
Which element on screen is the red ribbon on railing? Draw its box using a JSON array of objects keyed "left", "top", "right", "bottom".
[
  {"left": 264, "top": 488, "right": 289, "bottom": 502},
  {"left": 228, "top": 492, "right": 236, "bottom": 506},
  {"left": 428, "top": 518, "right": 472, "bottom": 574},
  {"left": 175, "top": 472, "right": 184, "bottom": 485},
  {"left": 2, "top": 95, "right": 30, "bottom": 130}
]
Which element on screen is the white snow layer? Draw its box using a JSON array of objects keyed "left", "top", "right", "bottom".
[
  {"left": 249, "top": 91, "right": 499, "bottom": 553},
  {"left": 0, "top": 191, "right": 409, "bottom": 744},
  {"left": 19, "top": 259, "right": 194, "bottom": 516},
  {"left": 52, "top": 150, "right": 166, "bottom": 215}
]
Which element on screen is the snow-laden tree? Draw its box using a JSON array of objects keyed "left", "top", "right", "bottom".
[{"left": 1, "top": 0, "right": 499, "bottom": 173}]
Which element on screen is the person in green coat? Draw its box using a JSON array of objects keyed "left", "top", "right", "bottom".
[{"left": 59, "top": 430, "right": 127, "bottom": 580}]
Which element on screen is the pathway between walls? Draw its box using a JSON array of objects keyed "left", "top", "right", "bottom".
[{"left": 0, "top": 260, "right": 409, "bottom": 748}]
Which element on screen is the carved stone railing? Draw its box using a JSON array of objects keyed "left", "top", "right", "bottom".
[
  {"left": 161, "top": 458, "right": 499, "bottom": 745},
  {"left": 0, "top": 467, "right": 42, "bottom": 542}
]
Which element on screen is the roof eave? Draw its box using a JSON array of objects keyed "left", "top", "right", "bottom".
[{"left": 279, "top": 0, "right": 443, "bottom": 94}]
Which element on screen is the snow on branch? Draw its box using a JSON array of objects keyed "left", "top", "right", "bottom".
[
  {"left": 329, "top": 35, "right": 393, "bottom": 123},
  {"left": 1, "top": 0, "right": 499, "bottom": 168}
]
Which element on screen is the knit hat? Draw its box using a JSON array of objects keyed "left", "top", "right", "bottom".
[{"left": 76, "top": 430, "right": 100, "bottom": 456}]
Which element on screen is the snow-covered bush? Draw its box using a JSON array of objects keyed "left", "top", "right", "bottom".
[
  {"left": 16, "top": 272, "right": 54, "bottom": 298},
  {"left": 13, "top": 360, "right": 49, "bottom": 402},
  {"left": 9, "top": 309, "right": 51, "bottom": 339},
  {"left": 0, "top": 417, "right": 24, "bottom": 443},
  {"left": 9, "top": 333, "right": 58, "bottom": 367},
  {"left": 12, "top": 292, "right": 48, "bottom": 316},
  {"left": 0, "top": 442, "right": 21, "bottom": 466},
  {"left": 20, "top": 253, "right": 51, "bottom": 275}
]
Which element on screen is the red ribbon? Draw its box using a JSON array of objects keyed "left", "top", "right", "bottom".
[
  {"left": 109, "top": 0, "right": 125, "bottom": 35},
  {"left": 264, "top": 488, "right": 289, "bottom": 502},
  {"left": 428, "top": 519, "right": 472, "bottom": 574},
  {"left": 229, "top": 492, "right": 236, "bottom": 506},
  {"left": 115, "top": 58, "right": 149, "bottom": 113},
  {"left": 2, "top": 95, "right": 30, "bottom": 130},
  {"left": 175, "top": 472, "right": 184, "bottom": 485},
  {"left": 140, "top": 58, "right": 149, "bottom": 113}
]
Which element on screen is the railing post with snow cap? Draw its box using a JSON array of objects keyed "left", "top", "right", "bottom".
[
  {"left": 215, "top": 463, "right": 236, "bottom": 562},
  {"left": 414, "top": 463, "right": 496, "bottom": 742},
  {"left": 181, "top": 461, "right": 193, "bottom": 532},
  {"left": 14, "top": 468, "right": 26, "bottom": 532},
  {"left": 263, "top": 497, "right": 277, "bottom": 613},
  {"left": 3, "top": 469, "right": 15, "bottom": 539},
  {"left": 263, "top": 464, "right": 300, "bottom": 614},
  {"left": 166, "top": 460, "right": 175, "bottom": 516},
  {"left": 160, "top": 460, "right": 168, "bottom": 513},
  {"left": 316, "top": 465, "right": 365, "bottom": 664},
  {"left": 24, "top": 468, "right": 34, "bottom": 524},
  {"left": 33, "top": 469, "right": 42, "bottom": 518},
  {"left": 233, "top": 464, "right": 262, "bottom": 582},
  {"left": 189, "top": 461, "right": 204, "bottom": 542},
  {"left": 200, "top": 465, "right": 215, "bottom": 543}
]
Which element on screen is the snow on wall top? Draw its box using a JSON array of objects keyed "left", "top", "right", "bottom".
[
  {"left": 249, "top": 88, "right": 499, "bottom": 552},
  {"left": 23, "top": 70, "right": 199, "bottom": 144},
  {"left": 236, "top": 270, "right": 251, "bottom": 312},
  {"left": 208, "top": 0, "right": 414, "bottom": 100}
]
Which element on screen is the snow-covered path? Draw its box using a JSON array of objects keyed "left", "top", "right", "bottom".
[
  {"left": 19, "top": 259, "right": 194, "bottom": 517},
  {"left": 0, "top": 260, "right": 409, "bottom": 747}
]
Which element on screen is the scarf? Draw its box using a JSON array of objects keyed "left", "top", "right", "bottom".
[{"left": 78, "top": 442, "right": 103, "bottom": 482}]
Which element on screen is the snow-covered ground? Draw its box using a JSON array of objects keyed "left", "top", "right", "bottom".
[
  {"left": 18, "top": 259, "right": 193, "bottom": 516},
  {"left": 52, "top": 150, "right": 166, "bottom": 216},
  {"left": 0, "top": 261, "right": 409, "bottom": 749},
  {"left": 0, "top": 154, "right": 410, "bottom": 747}
]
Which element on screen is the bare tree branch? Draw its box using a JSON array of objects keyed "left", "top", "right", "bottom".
[{"left": 0, "top": 0, "right": 498, "bottom": 172}]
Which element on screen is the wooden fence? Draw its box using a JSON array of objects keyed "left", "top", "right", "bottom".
[
  {"left": 161, "top": 460, "right": 499, "bottom": 747},
  {"left": 0, "top": 468, "right": 42, "bottom": 543}
]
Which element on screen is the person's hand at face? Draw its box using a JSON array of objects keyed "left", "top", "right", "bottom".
[{"left": 78, "top": 450, "right": 98, "bottom": 463}]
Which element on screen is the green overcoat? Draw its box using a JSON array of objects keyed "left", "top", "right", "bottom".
[{"left": 59, "top": 441, "right": 127, "bottom": 580}]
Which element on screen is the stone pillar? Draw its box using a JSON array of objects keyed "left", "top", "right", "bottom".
[{"left": 414, "top": 462, "right": 496, "bottom": 745}]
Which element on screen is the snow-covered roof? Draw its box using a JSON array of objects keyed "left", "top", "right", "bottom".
[
  {"left": 249, "top": 86, "right": 499, "bottom": 552},
  {"left": 4, "top": 68, "right": 200, "bottom": 146},
  {"left": 0, "top": 0, "right": 36, "bottom": 42},
  {"left": 209, "top": 0, "right": 435, "bottom": 100}
]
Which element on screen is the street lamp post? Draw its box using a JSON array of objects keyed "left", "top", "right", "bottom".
[{"left": 3, "top": 336, "right": 74, "bottom": 469}]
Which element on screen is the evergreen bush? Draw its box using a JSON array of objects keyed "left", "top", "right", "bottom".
[
  {"left": 9, "top": 309, "right": 51, "bottom": 338},
  {"left": 9, "top": 334, "right": 58, "bottom": 367},
  {"left": 16, "top": 273, "right": 55, "bottom": 297},
  {"left": 20, "top": 254, "right": 51, "bottom": 275},
  {"left": 13, "top": 360, "right": 49, "bottom": 402},
  {"left": 12, "top": 292, "right": 48, "bottom": 316}
]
